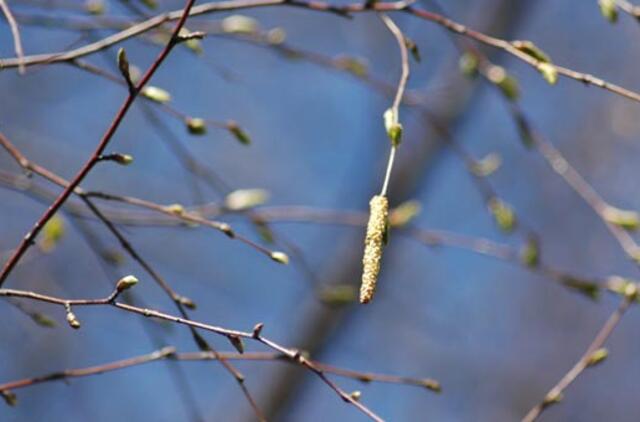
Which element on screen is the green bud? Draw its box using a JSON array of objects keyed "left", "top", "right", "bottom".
[
  {"left": 459, "top": 52, "right": 479, "bottom": 78},
  {"left": 603, "top": 206, "right": 640, "bottom": 230},
  {"left": 405, "top": 37, "right": 421, "bottom": 63},
  {"left": 228, "top": 335, "right": 245, "bottom": 354},
  {"left": 512, "top": 40, "right": 551, "bottom": 63},
  {"left": 538, "top": 62, "right": 558, "bottom": 85},
  {"left": 254, "top": 220, "right": 275, "bottom": 244},
  {"left": 335, "top": 55, "right": 369, "bottom": 77},
  {"left": 31, "top": 312, "right": 57, "bottom": 328},
  {"left": 488, "top": 198, "right": 516, "bottom": 232},
  {"left": 140, "top": 0, "right": 158, "bottom": 9},
  {"left": 520, "top": 237, "right": 540, "bottom": 268},
  {"left": 543, "top": 390, "right": 563, "bottom": 406},
  {"left": 85, "top": 0, "right": 105, "bottom": 15},
  {"left": 224, "top": 189, "right": 269, "bottom": 211},
  {"left": 318, "top": 284, "right": 357, "bottom": 306},
  {"left": 165, "top": 203, "right": 185, "bottom": 216},
  {"left": 116, "top": 275, "right": 139, "bottom": 292},
  {"left": 420, "top": 379, "right": 442, "bottom": 393},
  {"left": 113, "top": 153, "right": 134, "bottom": 166},
  {"left": 40, "top": 215, "right": 65, "bottom": 253},
  {"left": 389, "top": 200, "right": 421, "bottom": 227},
  {"left": 221, "top": 15, "right": 259, "bottom": 34},
  {"left": 587, "top": 348, "right": 609, "bottom": 367},
  {"left": 186, "top": 117, "right": 207, "bottom": 135},
  {"left": 66, "top": 310, "right": 81, "bottom": 330},
  {"left": 1, "top": 390, "right": 17, "bottom": 407},
  {"left": 486, "top": 65, "right": 519, "bottom": 100},
  {"left": 178, "top": 28, "right": 203, "bottom": 54},
  {"left": 383, "top": 108, "right": 403, "bottom": 147},
  {"left": 599, "top": 0, "right": 618, "bottom": 23},
  {"left": 470, "top": 153, "right": 501, "bottom": 177},
  {"left": 227, "top": 122, "right": 251, "bottom": 145},
  {"left": 270, "top": 251, "right": 289, "bottom": 265},
  {"left": 177, "top": 295, "right": 197, "bottom": 309},
  {"left": 267, "top": 28, "right": 287, "bottom": 45},
  {"left": 560, "top": 276, "right": 600, "bottom": 300},
  {"left": 141, "top": 86, "right": 171, "bottom": 104}
]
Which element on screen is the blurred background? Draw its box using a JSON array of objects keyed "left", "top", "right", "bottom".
[{"left": 1, "top": 0, "right": 640, "bottom": 420}]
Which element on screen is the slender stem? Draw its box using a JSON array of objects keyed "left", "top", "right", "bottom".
[
  {"left": 522, "top": 295, "right": 635, "bottom": 421},
  {"left": 378, "top": 13, "right": 409, "bottom": 197},
  {"left": 0, "top": 286, "right": 385, "bottom": 421},
  {"left": 0, "top": 0, "right": 196, "bottom": 287},
  {"left": 0, "top": 0, "right": 25, "bottom": 74}
]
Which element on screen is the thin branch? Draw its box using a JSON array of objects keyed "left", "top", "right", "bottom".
[
  {"left": 0, "top": 0, "right": 25, "bottom": 74},
  {"left": 0, "top": 347, "right": 177, "bottom": 392},
  {"left": 0, "top": 0, "right": 198, "bottom": 287},
  {"left": 522, "top": 292, "right": 636, "bottom": 421},
  {"left": 615, "top": 0, "right": 640, "bottom": 20},
  {"left": 0, "top": 285, "right": 386, "bottom": 421},
  {"left": 3, "top": 1, "right": 640, "bottom": 106},
  {"left": 0, "top": 131, "right": 267, "bottom": 422},
  {"left": 0, "top": 348, "right": 439, "bottom": 398}
]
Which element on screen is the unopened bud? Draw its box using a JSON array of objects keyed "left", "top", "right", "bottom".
[{"left": 116, "top": 275, "right": 139, "bottom": 292}]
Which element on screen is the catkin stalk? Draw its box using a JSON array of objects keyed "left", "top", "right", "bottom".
[{"left": 360, "top": 195, "right": 389, "bottom": 304}]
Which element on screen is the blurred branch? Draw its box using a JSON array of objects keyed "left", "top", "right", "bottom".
[
  {"left": 3, "top": 1, "right": 640, "bottom": 105},
  {"left": 0, "top": 347, "right": 440, "bottom": 399},
  {"left": 0, "top": 283, "right": 389, "bottom": 421},
  {"left": 522, "top": 291, "right": 637, "bottom": 421},
  {"left": 615, "top": 0, "right": 640, "bottom": 19},
  {"left": 0, "top": 0, "right": 198, "bottom": 287},
  {"left": 0, "top": 130, "right": 268, "bottom": 421},
  {"left": 0, "top": 0, "right": 25, "bottom": 74}
]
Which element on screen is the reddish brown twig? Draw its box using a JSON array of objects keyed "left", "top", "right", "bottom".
[
  {"left": 0, "top": 285, "right": 386, "bottom": 421},
  {"left": 0, "top": 0, "right": 196, "bottom": 287}
]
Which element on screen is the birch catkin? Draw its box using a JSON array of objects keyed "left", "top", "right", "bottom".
[{"left": 360, "top": 195, "right": 389, "bottom": 304}]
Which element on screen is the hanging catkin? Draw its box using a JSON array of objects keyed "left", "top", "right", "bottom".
[{"left": 360, "top": 195, "right": 389, "bottom": 304}]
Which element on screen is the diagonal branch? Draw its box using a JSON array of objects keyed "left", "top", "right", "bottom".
[{"left": 0, "top": 0, "right": 197, "bottom": 287}]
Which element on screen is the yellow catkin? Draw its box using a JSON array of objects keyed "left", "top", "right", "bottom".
[{"left": 360, "top": 195, "right": 389, "bottom": 304}]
